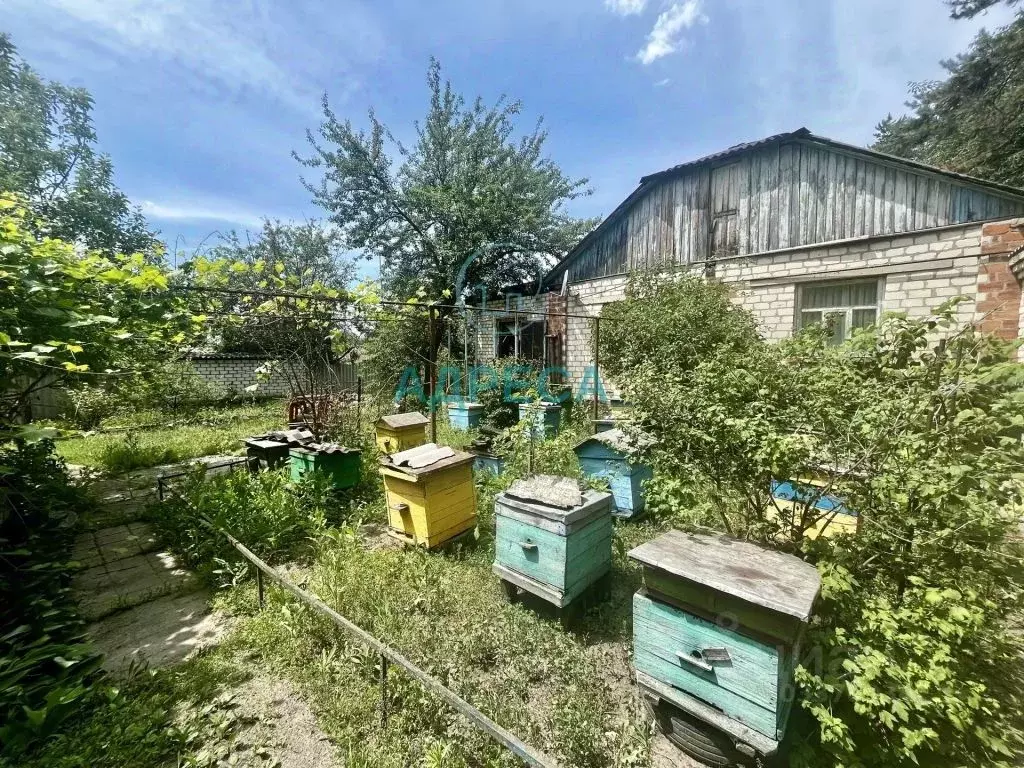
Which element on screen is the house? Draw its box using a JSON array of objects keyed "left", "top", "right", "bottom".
[{"left": 476, "top": 128, "right": 1024, "bottom": 386}]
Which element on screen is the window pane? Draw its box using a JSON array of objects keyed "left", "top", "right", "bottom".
[
  {"left": 851, "top": 308, "right": 877, "bottom": 329},
  {"left": 802, "top": 280, "right": 878, "bottom": 309},
  {"left": 847, "top": 281, "right": 878, "bottom": 306},
  {"left": 825, "top": 312, "right": 846, "bottom": 345},
  {"left": 800, "top": 310, "right": 823, "bottom": 329}
]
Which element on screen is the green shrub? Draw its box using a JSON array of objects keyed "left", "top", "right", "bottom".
[
  {"left": 0, "top": 442, "right": 103, "bottom": 757},
  {"left": 601, "top": 275, "right": 1024, "bottom": 767},
  {"left": 151, "top": 469, "right": 334, "bottom": 581}
]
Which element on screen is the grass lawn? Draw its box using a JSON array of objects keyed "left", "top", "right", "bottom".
[{"left": 55, "top": 400, "right": 285, "bottom": 473}]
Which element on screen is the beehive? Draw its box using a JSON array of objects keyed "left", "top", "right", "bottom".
[
  {"left": 574, "top": 428, "right": 653, "bottom": 519},
  {"left": 447, "top": 401, "right": 483, "bottom": 430},
  {"left": 492, "top": 475, "right": 613, "bottom": 608},
  {"left": 289, "top": 445, "right": 362, "bottom": 489},
  {"left": 770, "top": 477, "right": 859, "bottom": 538},
  {"left": 629, "top": 531, "right": 820, "bottom": 757},
  {"left": 379, "top": 443, "right": 477, "bottom": 549},
  {"left": 375, "top": 412, "right": 429, "bottom": 454},
  {"left": 517, "top": 402, "right": 561, "bottom": 438},
  {"left": 244, "top": 438, "right": 291, "bottom": 470}
]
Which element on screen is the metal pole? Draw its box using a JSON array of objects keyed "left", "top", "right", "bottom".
[
  {"left": 592, "top": 317, "right": 600, "bottom": 424},
  {"left": 428, "top": 305, "right": 437, "bottom": 444},
  {"left": 256, "top": 567, "right": 265, "bottom": 609},
  {"left": 356, "top": 376, "right": 362, "bottom": 433},
  {"left": 380, "top": 653, "right": 389, "bottom": 727}
]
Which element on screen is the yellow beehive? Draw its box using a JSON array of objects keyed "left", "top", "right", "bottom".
[
  {"left": 769, "top": 474, "right": 859, "bottom": 540},
  {"left": 379, "top": 443, "right": 477, "bottom": 549},
  {"left": 375, "top": 412, "right": 429, "bottom": 454}
]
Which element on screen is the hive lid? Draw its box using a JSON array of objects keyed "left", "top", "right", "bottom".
[
  {"left": 292, "top": 442, "right": 360, "bottom": 455},
  {"left": 448, "top": 401, "right": 483, "bottom": 410},
  {"left": 244, "top": 438, "right": 289, "bottom": 450},
  {"left": 628, "top": 531, "right": 821, "bottom": 621},
  {"left": 249, "top": 428, "right": 315, "bottom": 447},
  {"left": 575, "top": 428, "right": 654, "bottom": 455},
  {"left": 380, "top": 442, "right": 474, "bottom": 475},
  {"left": 498, "top": 475, "right": 613, "bottom": 525},
  {"left": 506, "top": 475, "right": 582, "bottom": 509},
  {"left": 376, "top": 411, "right": 429, "bottom": 429}
]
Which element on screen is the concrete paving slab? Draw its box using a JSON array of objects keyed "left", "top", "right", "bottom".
[{"left": 89, "top": 591, "right": 227, "bottom": 673}]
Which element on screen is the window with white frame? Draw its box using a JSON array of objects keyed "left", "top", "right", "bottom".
[{"left": 797, "top": 279, "right": 881, "bottom": 344}]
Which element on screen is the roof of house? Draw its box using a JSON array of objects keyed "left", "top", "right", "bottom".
[{"left": 544, "top": 127, "right": 1024, "bottom": 287}]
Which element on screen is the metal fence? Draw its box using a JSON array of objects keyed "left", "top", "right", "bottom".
[{"left": 156, "top": 473, "right": 558, "bottom": 768}]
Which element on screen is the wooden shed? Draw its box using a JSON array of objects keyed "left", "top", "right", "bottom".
[
  {"left": 375, "top": 412, "right": 429, "bottom": 454},
  {"left": 574, "top": 428, "right": 653, "bottom": 519},
  {"left": 629, "top": 531, "right": 821, "bottom": 760},
  {"left": 379, "top": 443, "right": 477, "bottom": 549},
  {"left": 493, "top": 475, "right": 613, "bottom": 609}
]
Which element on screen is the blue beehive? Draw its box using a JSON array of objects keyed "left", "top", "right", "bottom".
[
  {"left": 518, "top": 402, "right": 561, "bottom": 438},
  {"left": 447, "top": 401, "right": 483, "bottom": 430},
  {"left": 575, "top": 428, "right": 653, "bottom": 519},
  {"left": 493, "top": 475, "right": 613, "bottom": 608},
  {"left": 629, "top": 531, "right": 821, "bottom": 762}
]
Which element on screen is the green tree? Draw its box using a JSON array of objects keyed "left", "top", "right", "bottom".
[
  {"left": 947, "top": 0, "right": 1018, "bottom": 19},
  {"left": 872, "top": 14, "right": 1024, "bottom": 188},
  {"left": 0, "top": 34, "right": 156, "bottom": 256},
  {"left": 203, "top": 219, "right": 363, "bottom": 355},
  {"left": 0, "top": 195, "right": 197, "bottom": 426},
  {"left": 297, "top": 58, "right": 596, "bottom": 303}
]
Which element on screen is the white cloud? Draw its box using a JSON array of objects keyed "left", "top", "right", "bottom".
[
  {"left": 140, "top": 200, "right": 265, "bottom": 230},
  {"left": 4, "top": 0, "right": 374, "bottom": 113},
  {"left": 605, "top": 0, "right": 647, "bottom": 15},
  {"left": 654, "top": 78, "right": 672, "bottom": 87},
  {"left": 636, "top": 0, "right": 707, "bottom": 65}
]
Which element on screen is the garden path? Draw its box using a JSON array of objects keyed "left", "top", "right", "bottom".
[{"left": 70, "top": 455, "right": 239, "bottom": 672}]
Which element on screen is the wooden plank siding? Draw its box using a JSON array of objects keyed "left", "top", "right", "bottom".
[{"left": 564, "top": 139, "right": 1024, "bottom": 283}]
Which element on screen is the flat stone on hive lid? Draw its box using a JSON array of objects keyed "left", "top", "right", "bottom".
[{"left": 505, "top": 475, "right": 583, "bottom": 510}]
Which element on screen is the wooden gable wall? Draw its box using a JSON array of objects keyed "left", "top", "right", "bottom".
[{"left": 563, "top": 140, "right": 1024, "bottom": 283}]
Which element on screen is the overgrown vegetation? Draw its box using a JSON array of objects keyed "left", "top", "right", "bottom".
[
  {"left": 601, "top": 274, "right": 1024, "bottom": 767},
  {"left": 0, "top": 442, "right": 101, "bottom": 756}
]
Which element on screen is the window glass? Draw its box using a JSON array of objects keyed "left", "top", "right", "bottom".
[
  {"left": 798, "top": 279, "right": 880, "bottom": 343},
  {"left": 851, "top": 307, "right": 877, "bottom": 329}
]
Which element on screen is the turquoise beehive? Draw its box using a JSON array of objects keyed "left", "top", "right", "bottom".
[
  {"left": 628, "top": 531, "right": 821, "bottom": 761},
  {"left": 574, "top": 428, "right": 652, "bottom": 519},
  {"left": 493, "top": 475, "right": 613, "bottom": 609}
]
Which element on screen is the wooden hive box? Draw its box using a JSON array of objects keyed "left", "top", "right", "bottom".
[
  {"left": 628, "top": 531, "right": 821, "bottom": 757},
  {"left": 517, "top": 402, "right": 562, "bottom": 438},
  {"left": 375, "top": 412, "right": 429, "bottom": 454},
  {"left": 493, "top": 475, "right": 613, "bottom": 608},
  {"left": 379, "top": 443, "right": 477, "bottom": 549},
  {"left": 770, "top": 476, "right": 859, "bottom": 539},
  {"left": 289, "top": 445, "right": 362, "bottom": 489},
  {"left": 244, "top": 438, "right": 291, "bottom": 470},
  {"left": 447, "top": 401, "right": 484, "bottom": 431},
  {"left": 574, "top": 428, "right": 653, "bottom": 519}
]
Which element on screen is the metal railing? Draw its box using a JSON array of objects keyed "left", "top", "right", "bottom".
[{"left": 158, "top": 479, "right": 558, "bottom": 768}]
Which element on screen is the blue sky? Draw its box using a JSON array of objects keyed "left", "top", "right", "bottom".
[{"left": 5, "top": 0, "right": 1017, "bottom": 276}]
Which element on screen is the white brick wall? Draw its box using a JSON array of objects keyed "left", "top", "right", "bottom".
[
  {"left": 721, "top": 222, "right": 982, "bottom": 339},
  {"left": 189, "top": 357, "right": 357, "bottom": 397}
]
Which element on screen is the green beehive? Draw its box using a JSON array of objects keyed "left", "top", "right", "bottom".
[{"left": 289, "top": 444, "right": 361, "bottom": 489}]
